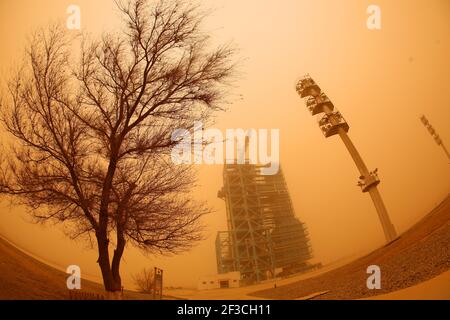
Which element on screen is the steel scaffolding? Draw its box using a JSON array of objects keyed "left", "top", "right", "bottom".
[{"left": 216, "top": 162, "right": 313, "bottom": 284}]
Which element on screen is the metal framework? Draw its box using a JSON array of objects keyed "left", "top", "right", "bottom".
[
  {"left": 216, "top": 162, "right": 313, "bottom": 284},
  {"left": 295, "top": 75, "right": 398, "bottom": 242}
]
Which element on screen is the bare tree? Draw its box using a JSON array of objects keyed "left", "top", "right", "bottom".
[
  {"left": 0, "top": 0, "right": 235, "bottom": 292},
  {"left": 132, "top": 268, "right": 155, "bottom": 294}
]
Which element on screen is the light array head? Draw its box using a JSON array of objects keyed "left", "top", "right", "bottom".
[{"left": 296, "top": 75, "right": 321, "bottom": 98}]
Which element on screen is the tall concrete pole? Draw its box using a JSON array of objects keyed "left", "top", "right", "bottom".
[
  {"left": 337, "top": 127, "right": 397, "bottom": 242},
  {"left": 442, "top": 145, "right": 450, "bottom": 161},
  {"left": 296, "top": 76, "right": 398, "bottom": 243}
]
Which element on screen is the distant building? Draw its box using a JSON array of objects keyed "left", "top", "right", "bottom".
[
  {"left": 216, "top": 162, "right": 317, "bottom": 285},
  {"left": 197, "top": 272, "right": 241, "bottom": 290}
]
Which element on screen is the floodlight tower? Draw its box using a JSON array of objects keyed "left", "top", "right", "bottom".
[
  {"left": 420, "top": 115, "right": 450, "bottom": 161},
  {"left": 295, "top": 75, "right": 397, "bottom": 243}
]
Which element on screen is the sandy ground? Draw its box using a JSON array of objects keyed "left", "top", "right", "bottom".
[
  {"left": 0, "top": 196, "right": 448, "bottom": 300},
  {"left": 251, "top": 196, "right": 450, "bottom": 300},
  {"left": 0, "top": 236, "right": 156, "bottom": 300},
  {"left": 164, "top": 254, "right": 363, "bottom": 300},
  {"left": 166, "top": 196, "right": 450, "bottom": 300},
  {"left": 365, "top": 270, "right": 450, "bottom": 300}
]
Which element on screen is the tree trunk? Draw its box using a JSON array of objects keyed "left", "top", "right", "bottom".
[
  {"left": 96, "top": 142, "right": 121, "bottom": 292},
  {"left": 111, "top": 230, "right": 126, "bottom": 291},
  {"left": 96, "top": 232, "right": 117, "bottom": 292}
]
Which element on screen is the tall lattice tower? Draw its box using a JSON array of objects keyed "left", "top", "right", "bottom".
[{"left": 216, "top": 161, "right": 314, "bottom": 285}]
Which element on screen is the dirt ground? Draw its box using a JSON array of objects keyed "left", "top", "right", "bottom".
[
  {"left": 0, "top": 236, "right": 158, "bottom": 300},
  {"left": 251, "top": 196, "right": 450, "bottom": 300},
  {"left": 0, "top": 196, "right": 448, "bottom": 300}
]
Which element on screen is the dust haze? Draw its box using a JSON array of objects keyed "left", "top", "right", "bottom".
[{"left": 0, "top": 0, "right": 449, "bottom": 288}]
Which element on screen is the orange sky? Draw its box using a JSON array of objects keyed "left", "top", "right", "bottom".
[{"left": 0, "top": 0, "right": 449, "bottom": 288}]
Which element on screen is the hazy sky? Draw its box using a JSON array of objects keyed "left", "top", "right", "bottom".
[{"left": 0, "top": 0, "right": 449, "bottom": 288}]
